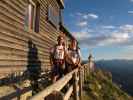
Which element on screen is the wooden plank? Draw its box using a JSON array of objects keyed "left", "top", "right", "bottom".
[
  {"left": 17, "top": 0, "right": 27, "bottom": 7},
  {"left": 64, "top": 86, "right": 73, "bottom": 100},
  {"left": 0, "top": 66, "right": 27, "bottom": 74},
  {"left": 0, "top": 29, "right": 52, "bottom": 54},
  {"left": 79, "top": 68, "right": 83, "bottom": 100},
  {"left": 73, "top": 72, "right": 79, "bottom": 100},
  {"left": 0, "top": 2, "right": 24, "bottom": 22},
  {"left": 1, "top": 0, "right": 25, "bottom": 16},
  {"left": 0, "top": 20, "right": 55, "bottom": 50},
  {"left": 30, "top": 68, "right": 78, "bottom": 100},
  {"left": 10, "top": 0, "right": 26, "bottom": 11}
]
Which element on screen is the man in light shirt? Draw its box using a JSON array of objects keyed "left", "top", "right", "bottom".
[
  {"left": 65, "top": 39, "right": 81, "bottom": 73},
  {"left": 50, "top": 35, "right": 66, "bottom": 83}
]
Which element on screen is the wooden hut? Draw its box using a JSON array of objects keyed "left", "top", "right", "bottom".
[{"left": 0, "top": 0, "right": 70, "bottom": 78}]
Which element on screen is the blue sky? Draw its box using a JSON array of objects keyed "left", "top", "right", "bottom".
[{"left": 63, "top": 0, "right": 133, "bottom": 61}]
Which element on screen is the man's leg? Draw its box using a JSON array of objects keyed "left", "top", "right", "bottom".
[{"left": 52, "top": 65, "right": 60, "bottom": 83}]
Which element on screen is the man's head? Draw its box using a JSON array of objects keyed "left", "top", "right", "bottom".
[
  {"left": 57, "top": 35, "right": 64, "bottom": 45},
  {"left": 70, "top": 39, "right": 77, "bottom": 49}
]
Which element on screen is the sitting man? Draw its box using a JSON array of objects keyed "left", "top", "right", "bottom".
[{"left": 50, "top": 35, "right": 66, "bottom": 83}]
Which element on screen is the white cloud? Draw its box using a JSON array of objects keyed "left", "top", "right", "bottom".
[
  {"left": 120, "top": 24, "right": 133, "bottom": 33},
  {"left": 71, "top": 12, "right": 99, "bottom": 28},
  {"left": 72, "top": 24, "right": 133, "bottom": 47},
  {"left": 128, "top": 11, "right": 133, "bottom": 14},
  {"left": 72, "top": 27, "right": 92, "bottom": 39},
  {"left": 77, "top": 21, "right": 88, "bottom": 27},
  {"left": 103, "top": 33, "right": 129, "bottom": 45},
  {"left": 130, "top": 0, "right": 133, "bottom": 2},
  {"left": 91, "top": 33, "right": 129, "bottom": 46},
  {"left": 82, "top": 15, "right": 89, "bottom": 19},
  {"left": 87, "top": 13, "right": 99, "bottom": 19},
  {"left": 72, "top": 32, "right": 91, "bottom": 39},
  {"left": 76, "top": 12, "right": 99, "bottom": 19},
  {"left": 101, "top": 25, "right": 115, "bottom": 29},
  {"left": 111, "top": 33, "right": 129, "bottom": 40}
]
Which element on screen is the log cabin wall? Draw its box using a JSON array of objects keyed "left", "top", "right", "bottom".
[{"left": 0, "top": 0, "right": 64, "bottom": 77}]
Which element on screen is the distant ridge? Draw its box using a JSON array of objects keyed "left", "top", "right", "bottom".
[{"left": 94, "top": 59, "right": 133, "bottom": 96}]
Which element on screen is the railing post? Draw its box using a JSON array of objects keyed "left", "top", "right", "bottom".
[
  {"left": 79, "top": 68, "right": 82, "bottom": 100},
  {"left": 86, "top": 66, "right": 87, "bottom": 79},
  {"left": 82, "top": 66, "right": 84, "bottom": 85},
  {"left": 73, "top": 71, "right": 78, "bottom": 100},
  {"left": 82, "top": 67, "right": 84, "bottom": 86},
  {"left": 84, "top": 66, "right": 86, "bottom": 83}
]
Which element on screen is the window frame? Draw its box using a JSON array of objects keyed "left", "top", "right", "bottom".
[
  {"left": 28, "top": 0, "right": 37, "bottom": 31},
  {"left": 25, "top": 0, "right": 40, "bottom": 33},
  {"left": 48, "top": 4, "right": 59, "bottom": 28}
]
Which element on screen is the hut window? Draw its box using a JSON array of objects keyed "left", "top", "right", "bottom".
[
  {"left": 25, "top": 0, "right": 40, "bottom": 33},
  {"left": 48, "top": 5, "right": 59, "bottom": 28}
]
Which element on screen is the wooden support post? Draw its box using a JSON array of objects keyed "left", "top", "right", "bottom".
[
  {"left": 84, "top": 66, "right": 86, "bottom": 82},
  {"left": 79, "top": 68, "right": 82, "bottom": 100},
  {"left": 85, "top": 66, "right": 87, "bottom": 81},
  {"left": 73, "top": 72, "right": 78, "bottom": 100},
  {"left": 81, "top": 67, "right": 83, "bottom": 85},
  {"left": 86, "top": 64, "right": 89, "bottom": 76},
  {"left": 82, "top": 67, "right": 84, "bottom": 85}
]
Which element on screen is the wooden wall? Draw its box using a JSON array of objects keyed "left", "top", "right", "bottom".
[{"left": 0, "top": 0, "right": 61, "bottom": 76}]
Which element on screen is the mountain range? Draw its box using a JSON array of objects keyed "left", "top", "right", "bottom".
[{"left": 95, "top": 59, "right": 133, "bottom": 96}]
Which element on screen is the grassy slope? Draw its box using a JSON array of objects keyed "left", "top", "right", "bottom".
[{"left": 83, "top": 69, "right": 133, "bottom": 100}]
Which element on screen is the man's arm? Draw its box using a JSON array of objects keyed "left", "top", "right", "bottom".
[{"left": 65, "top": 50, "right": 74, "bottom": 64}]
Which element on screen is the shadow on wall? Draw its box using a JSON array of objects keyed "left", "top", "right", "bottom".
[
  {"left": 25, "top": 40, "right": 42, "bottom": 93},
  {"left": 0, "top": 40, "right": 42, "bottom": 99},
  {"left": 0, "top": 40, "right": 42, "bottom": 86}
]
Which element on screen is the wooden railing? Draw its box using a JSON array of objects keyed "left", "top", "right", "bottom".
[
  {"left": 0, "top": 64, "right": 88, "bottom": 100},
  {"left": 30, "top": 66, "right": 86, "bottom": 100}
]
